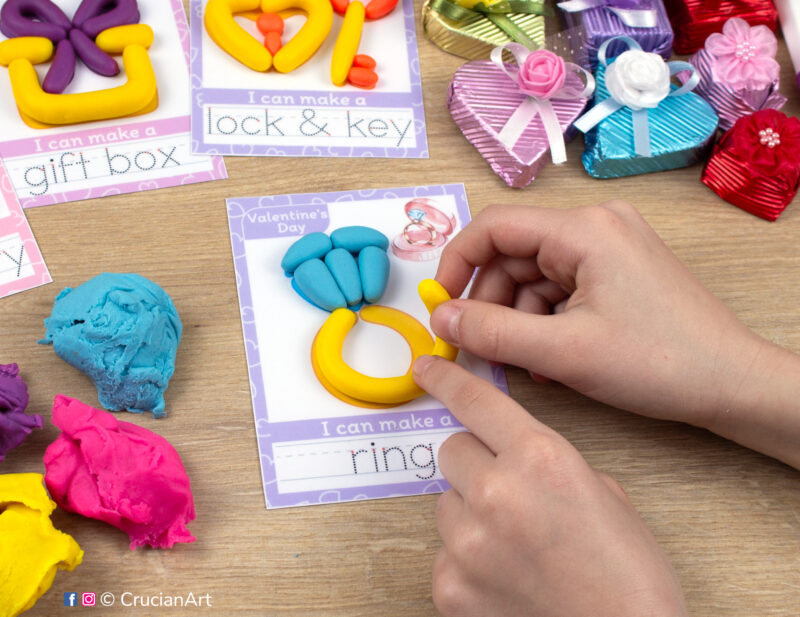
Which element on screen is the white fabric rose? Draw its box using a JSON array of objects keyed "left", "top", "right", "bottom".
[{"left": 605, "top": 49, "right": 671, "bottom": 110}]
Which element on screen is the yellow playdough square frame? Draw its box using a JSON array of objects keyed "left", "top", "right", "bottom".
[{"left": 0, "top": 24, "right": 157, "bottom": 129}]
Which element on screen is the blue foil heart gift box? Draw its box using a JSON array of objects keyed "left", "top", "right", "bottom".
[{"left": 574, "top": 36, "right": 718, "bottom": 179}]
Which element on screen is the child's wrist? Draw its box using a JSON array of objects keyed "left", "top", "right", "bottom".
[{"left": 706, "top": 337, "right": 800, "bottom": 469}]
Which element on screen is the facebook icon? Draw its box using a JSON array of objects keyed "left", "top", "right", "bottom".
[{"left": 63, "top": 592, "right": 78, "bottom": 607}]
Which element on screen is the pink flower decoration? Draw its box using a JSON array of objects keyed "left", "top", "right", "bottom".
[
  {"left": 517, "top": 49, "right": 566, "bottom": 99},
  {"left": 705, "top": 17, "right": 779, "bottom": 92}
]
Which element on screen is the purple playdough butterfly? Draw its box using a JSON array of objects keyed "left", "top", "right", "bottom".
[{"left": 0, "top": 0, "right": 140, "bottom": 93}]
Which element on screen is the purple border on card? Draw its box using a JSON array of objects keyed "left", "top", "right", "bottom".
[
  {"left": 226, "top": 185, "right": 505, "bottom": 508},
  {"left": 0, "top": 0, "right": 227, "bottom": 208},
  {"left": 190, "top": 0, "right": 428, "bottom": 158}
]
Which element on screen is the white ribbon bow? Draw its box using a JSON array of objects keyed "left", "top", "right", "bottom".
[{"left": 573, "top": 37, "right": 700, "bottom": 158}]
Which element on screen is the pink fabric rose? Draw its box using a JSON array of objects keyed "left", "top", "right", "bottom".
[
  {"left": 517, "top": 49, "right": 566, "bottom": 99},
  {"left": 705, "top": 17, "right": 779, "bottom": 92}
]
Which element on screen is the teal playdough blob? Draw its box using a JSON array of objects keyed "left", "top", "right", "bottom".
[{"left": 40, "top": 273, "right": 182, "bottom": 419}]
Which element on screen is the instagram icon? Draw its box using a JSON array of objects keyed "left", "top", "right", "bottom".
[{"left": 82, "top": 593, "right": 96, "bottom": 607}]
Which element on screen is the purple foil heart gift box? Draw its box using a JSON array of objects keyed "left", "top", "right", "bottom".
[
  {"left": 448, "top": 45, "right": 593, "bottom": 188},
  {"left": 557, "top": 0, "right": 674, "bottom": 70}
]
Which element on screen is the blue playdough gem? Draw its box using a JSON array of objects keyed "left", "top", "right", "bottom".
[
  {"left": 359, "top": 246, "right": 390, "bottom": 303},
  {"left": 282, "top": 227, "right": 392, "bottom": 311},
  {"left": 281, "top": 232, "right": 333, "bottom": 274},
  {"left": 324, "top": 248, "right": 363, "bottom": 306},
  {"left": 331, "top": 226, "right": 389, "bottom": 253},
  {"left": 293, "top": 259, "right": 347, "bottom": 311},
  {"left": 290, "top": 278, "right": 325, "bottom": 311},
  {"left": 39, "top": 273, "right": 182, "bottom": 419}
]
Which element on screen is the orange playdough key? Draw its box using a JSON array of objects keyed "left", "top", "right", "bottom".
[
  {"left": 348, "top": 66, "right": 378, "bottom": 89},
  {"left": 364, "top": 0, "right": 398, "bottom": 19},
  {"left": 331, "top": 0, "right": 349, "bottom": 14},
  {"left": 257, "top": 12, "right": 284, "bottom": 35},
  {"left": 352, "top": 54, "right": 376, "bottom": 69},
  {"left": 264, "top": 31, "right": 283, "bottom": 54},
  {"left": 331, "top": 0, "right": 398, "bottom": 19}
]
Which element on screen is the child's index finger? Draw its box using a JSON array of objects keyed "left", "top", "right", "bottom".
[{"left": 412, "top": 355, "right": 549, "bottom": 455}]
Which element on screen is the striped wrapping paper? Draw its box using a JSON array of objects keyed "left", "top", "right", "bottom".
[
  {"left": 702, "top": 148, "right": 798, "bottom": 221},
  {"left": 680, "top": 47, "right": 787, "bottom": 131},
  {"left": 663, "top": 0, "right": 777, "bottom": 53},
  {"left": 447, "top": 60, "right": 589, "bottom": 187},
  {"left": 580, "top": 55, "right": 719, "bottom": 178},
  {"left": 422, "top": 0, "right": 546, "bottom": 60},
  {"left": 558, "top": 1, "right": 674, "bottom": 70},
  {"left": 701, "top": 113, "right": 800, "bottom": 222}
]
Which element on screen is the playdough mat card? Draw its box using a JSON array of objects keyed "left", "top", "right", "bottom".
[
  {"left": 190, "top": 0, "right": 428, "bottom": 157},
  {"left": 0, "top": 160, "right": 50, "bottom": 298},
  {"left": 227, "top": 185, "right": 505, "bottom": 508},
  {"left": 0, "top": 0, "right": 227, "bottom": 208}
]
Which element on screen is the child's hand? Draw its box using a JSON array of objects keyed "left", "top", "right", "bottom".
[
  {"left": 413, "top": 355, "right": 689, "bottom": 617},
  {"left": 433, "top": 202, "right": 800, "bottom": 468}
]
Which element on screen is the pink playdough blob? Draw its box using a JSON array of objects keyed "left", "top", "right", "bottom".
[{"left": 43, "top": 395, "right": 195, "bottom": 550}]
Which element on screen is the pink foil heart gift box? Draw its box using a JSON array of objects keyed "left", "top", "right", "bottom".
[{"left": 447, "top": 44, "right": 594, "bottom": 188}]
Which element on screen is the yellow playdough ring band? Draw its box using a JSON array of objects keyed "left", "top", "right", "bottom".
[
  {"left": 261, "top": 0, "right": 333, "bottom": 73},
  {"left": 311, "top": 279, "right": 458, "bottom": 407},
  {"left": 205, "top": 0, "right": 273, "bottom": 71},
  {"left": 312, "top": 305, "right": 432, "bottom": 409}
]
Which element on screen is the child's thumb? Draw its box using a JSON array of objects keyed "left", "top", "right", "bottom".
[{"left": 430, "top": 299, "right": 573, "bottom": 378}]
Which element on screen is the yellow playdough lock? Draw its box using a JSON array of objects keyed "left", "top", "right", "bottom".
[
  {"left": 0, "top": 25, "right": 157, "bottom": 128},
  {"left": 311, "top": 279, "right": 458, "bottom": 408},
  {"left": 205, "top": 0, "right": 333, "bottom": 72}
]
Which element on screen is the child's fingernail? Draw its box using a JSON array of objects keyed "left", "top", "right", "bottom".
[
  {"left": 413, "top": 355, "right": 435, "bottom": 377},
  {"left": 432, "top": 303, "right": 461, "bottom": 344}
]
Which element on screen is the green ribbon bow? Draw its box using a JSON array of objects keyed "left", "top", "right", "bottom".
[{"left": 428, "top": 0, "right": 551, "bottom": 48}]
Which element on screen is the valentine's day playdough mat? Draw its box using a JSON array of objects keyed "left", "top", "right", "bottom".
[
  {"left": 227, "top": 184, "right": 506, "bottom": 507},
  {"left": 190, "top": 0, "right": 428, "bottom": 157},
  {"left": 0, "top": 0, "right": 226, "bottom": 207}
]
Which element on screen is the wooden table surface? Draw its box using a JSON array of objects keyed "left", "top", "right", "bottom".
[{"left": 2, "top": 2, "right": 799, "bottom": 615}]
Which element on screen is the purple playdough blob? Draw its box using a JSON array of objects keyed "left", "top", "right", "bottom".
[
  {"left": 0, "top": 364, "right": 43, "bottom": 463},
  {"left": 0, "top": 0, "right": 141, "bottom": 93}
]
